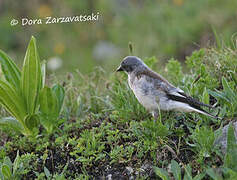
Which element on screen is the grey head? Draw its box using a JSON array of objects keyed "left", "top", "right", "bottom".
[{"left": 116, "top": 56, "right": 146, "bottom": 74}]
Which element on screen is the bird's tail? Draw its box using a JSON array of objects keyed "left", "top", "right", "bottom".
[
  {"left": 190, "top": 106, "right": 220, "bottom": 119},
  {"left": 177, "top": 92, "right": 215, "bottom": 109},
  {"left": 167, "top": 91, "right": 220, "bottom": 119},
  {"left": 195, "top": 101, "right": 215, "bottom": 109}
]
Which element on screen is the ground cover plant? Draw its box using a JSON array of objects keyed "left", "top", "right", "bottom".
[{"left": 0, "top": 38, "right": 236, "bottom": 179}]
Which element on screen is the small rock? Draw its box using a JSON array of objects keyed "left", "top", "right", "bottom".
[
  {"left": 125, "top": 166, "right": 134, "bottom": 180},
  {"left": 126, "top": 166, "right": 134, "bottom": 174},
  {"left": 140, "top": 161, "right": 154, "bottom": 177},
  {"left": 106, "top": 174, "right": 112, "bottom": 180},
  {"left": 140, "top": 162, "right": 152, "bottom": 172}
]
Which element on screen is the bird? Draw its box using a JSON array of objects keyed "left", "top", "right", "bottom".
[{"left": 116, "top": 56, "right": 218, "bottom": 119}]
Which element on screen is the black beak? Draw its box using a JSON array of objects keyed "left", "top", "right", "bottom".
[{"left": 116, "top": 65, "right": 123, "bottom": 72}]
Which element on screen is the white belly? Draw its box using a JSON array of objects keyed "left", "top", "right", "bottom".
[
  {"left": 128, "top": 76, "right": 159, "bottom": 111},
  {"left": 134, "top": 88, "right": 159, "bottom": 111}
]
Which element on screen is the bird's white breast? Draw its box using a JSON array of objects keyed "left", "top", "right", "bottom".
[{"left": 128, "top": 75, "right": 159, "bottom": 111}]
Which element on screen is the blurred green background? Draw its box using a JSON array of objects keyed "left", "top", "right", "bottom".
[{"left": 0, "top": 0, "right": 237, "bottom": 74}]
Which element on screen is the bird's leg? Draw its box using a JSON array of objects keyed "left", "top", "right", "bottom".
[
  {"left": 151, "top": 111, "right": 159, "bottom": 123},
  {"left": 154, "top": 98, "right": 162, "bottom": 123},
  {"left": 152, "top": 105, "right": 162, "bottom": 123}
]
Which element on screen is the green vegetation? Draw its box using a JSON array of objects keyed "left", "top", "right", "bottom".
[
  {"left": 39, "top": 84, "right": 65, "bottom": 133},
  {"left": 0, "top": 37, "right": 64, "bottom": 136},
  {"left": 0, "top": 36, "right": 236, "bottom": 179},
  {"left": 206, "top": 123, "right": 237, "bottom": 180},
  {"left": 0, "top": 1, "right": 237, "bottom": 179}
]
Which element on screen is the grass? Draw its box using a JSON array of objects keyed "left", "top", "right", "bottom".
[{"left": 0, "top": 44, "right": 237, "bottom": 179}]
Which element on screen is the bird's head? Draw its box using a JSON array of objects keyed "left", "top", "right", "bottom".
[{"left": 116, "top": 56, "right": 146, "bottom": 74}]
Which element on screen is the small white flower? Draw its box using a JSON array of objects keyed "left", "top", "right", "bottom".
[{"left": 47, "top": 57, "right": 63, "bottom": 71}]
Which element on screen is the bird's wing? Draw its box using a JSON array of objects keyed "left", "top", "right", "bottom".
[
  {"left": 138, "top": 69, "right": 213, "bottom": 108},
  {"left": 167, "top": 88, "right": 214, "bottom": 109},
  {"left": 138, "top": 69, "right": 175, "bottom": 91}
]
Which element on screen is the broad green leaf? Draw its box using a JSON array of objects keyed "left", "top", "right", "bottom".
[
  {"left": 3, "top": 156, "right": 12, "bottom": 170},
  {"left": 206, "top": 168, "right": 222, "bottom": 180},
  {"left": 228, "top": 70, "right": 237, "bottom": 85},
  {"left": 0, "top": 50, "right": 21, "bottom": 90},
  {"left": 224, "top": 123, "right": 237, "bottom": 172},
  {"left": 39, "top": 86, "right": 58, "bottom": 116},
  {"left": 222, "top": 77, "right": 236, "bottom": 102},
  {"left": 153, "top": 166, "right": 170, "bottom": 180},
  {"left": 171, "top": 160, "right": 181, "bottom": 180},
  {"left": 39, "top": 86, "right": 59, "bottom": 132},
  {"left": 0, "top": 117, "right": 24, "bottom": 133},
  {"left": 44, "top": 166, "right": 51, "bottom": 178},
  {"left": 1, "top": 164, "right": 11, "bottom": 179},
  {"left": 24, "top": 114, "right": 40, "bottom": 130},
  {"left": 202, "top": 88, "right": 209, "bottom": 105},
  {"left": 223, "top": 167, "right": 237, "bottom": 179},
  {"left": 208, "top": 90, "right": 229, "bottom": 102},
  {"left": 0, "top": 80, "right": 27, "bottom": 123},
  {"left": 52, "top": 84, "right": 65, "bottom": 114},
  {"left": 184, "top": 164, "right": 192, "bottom": 180},
  {"left": 40, "top": 116, "right": 53, "bottom": 133},
  {"left": 13, "top": 151, "right": 20, "bottom": 175},
  {"left": 21, "top": 36, "right": 42, "bottom": 115},
  {"left": 193, "top": 172, "right": 206, "bottom": 180}
]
